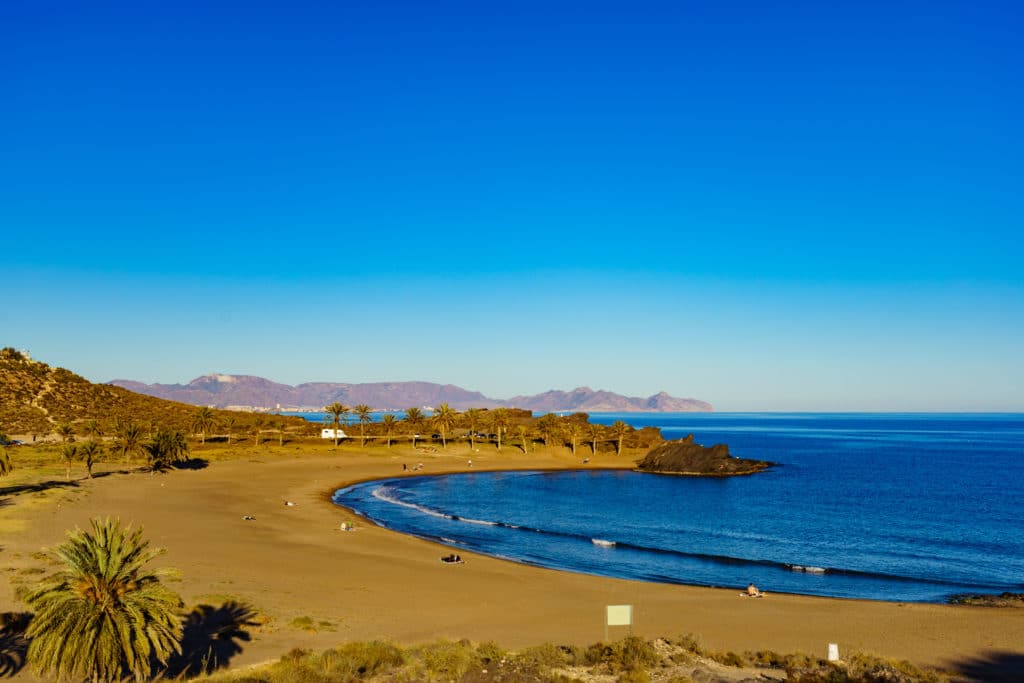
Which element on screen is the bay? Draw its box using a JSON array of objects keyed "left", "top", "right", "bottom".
[{"left": 331, "top": 413, "right": 1024, "bottom": 602}]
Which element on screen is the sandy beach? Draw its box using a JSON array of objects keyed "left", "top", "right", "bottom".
[{"left": 2, "top": 444, "right": 1022, "bottom": 678}]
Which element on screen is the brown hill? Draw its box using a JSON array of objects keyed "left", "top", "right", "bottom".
[
  {"left": 0, "top": 349, "right": 307, "bottom": 437},
  {"left": 110, "top": 375, "right": 711, "bottom": 413},
  {"left": 634, "top": 434, "right": 773, "bottom": 476}
]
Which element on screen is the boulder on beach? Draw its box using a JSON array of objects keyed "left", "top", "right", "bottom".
[{"left": 634, "top": 434, "right": 773, "bottom": 476}]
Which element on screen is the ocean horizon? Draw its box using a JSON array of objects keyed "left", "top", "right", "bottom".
[{"left": 329, "top": 412, "right": 1024, "bottom": 603}]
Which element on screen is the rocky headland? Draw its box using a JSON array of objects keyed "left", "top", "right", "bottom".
[{"left": 634, "top": 434, "right": 774, "bottom": 476}]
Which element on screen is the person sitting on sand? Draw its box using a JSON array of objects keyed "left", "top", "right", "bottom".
[
  {"left": 441, "top": 553, "right": 463, "bottom": 564},
  {"left": 746, "top": 583, "right": 761, "bottom": 597}
]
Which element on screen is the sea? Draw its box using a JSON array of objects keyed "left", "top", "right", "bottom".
[{"left": 326, "top": 413, "right": 1024, "bottom": 603}]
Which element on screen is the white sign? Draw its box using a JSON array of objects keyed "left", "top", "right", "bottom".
[
  {"left": 606, "top": 604, "right": 633, "bottom": 626},
  {"left": 828, "top": 643, "right": 840, "bottom": 662}
]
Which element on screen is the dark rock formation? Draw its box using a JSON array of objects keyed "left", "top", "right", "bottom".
[{"left": 634, "top": 434, "right": 773, "bottom": 476}]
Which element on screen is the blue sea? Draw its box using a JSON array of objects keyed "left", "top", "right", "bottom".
[{"left": 330, "top": 413, "right": 1024, "bottom": 603}]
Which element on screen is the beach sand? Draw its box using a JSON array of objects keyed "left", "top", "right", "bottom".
[{"left": 2, "top": 444, "right": 1021, "bottom": 678}]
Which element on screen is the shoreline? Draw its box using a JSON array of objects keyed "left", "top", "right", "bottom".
[
  {"left": 2, "top": 445, "right": 1022, "bottom": 678},
  {"left": 327, "top": 467, "right": 996, "bottom": 606}
]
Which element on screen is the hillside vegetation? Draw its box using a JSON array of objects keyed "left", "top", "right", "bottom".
[{"left": 0, "top": 348, "right": 307, "bottom": 437}]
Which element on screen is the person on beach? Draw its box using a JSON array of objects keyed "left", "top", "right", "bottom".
[{"left": 746, "top": 583, "right": 761, "bottom": 597}]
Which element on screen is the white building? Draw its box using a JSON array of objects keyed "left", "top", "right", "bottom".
[{"left": 321, "top": 428, "right": 348, "bottom": 440}]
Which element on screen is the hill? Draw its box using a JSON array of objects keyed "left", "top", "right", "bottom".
[
  {"left": 0, "top": 349, "right": 306, "bottom": 437},
  {"left": 110, "top": 374, "right": 712, "bottom": 412}
]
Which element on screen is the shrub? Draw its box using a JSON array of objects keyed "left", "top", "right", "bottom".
[
  {"left": 672, "top": 633, "right": 704, "bottom": 655},
  {"left": 583, "top": 636, "right": 662, "bottom": 674},
  {"left": 708, "top": 650, "right": 744, "bottom": 667},
  {"left": 416, "top": 639, "right": 480, "bottom": 681}
]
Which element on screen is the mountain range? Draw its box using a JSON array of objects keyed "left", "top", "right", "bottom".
[{"left": 109, "top": 375, "right": 713, "bottom": 413}]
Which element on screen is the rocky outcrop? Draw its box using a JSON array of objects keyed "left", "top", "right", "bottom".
[{"left": 634, "top": 434, "right": 773, "bottom": 476}]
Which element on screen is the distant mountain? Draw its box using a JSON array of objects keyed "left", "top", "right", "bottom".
[
  {"left": 108, "top": 374, "right": 713, "bottom": 413},
  {"left": 507, "top": 388, "right": 712, "bottom": 413}
]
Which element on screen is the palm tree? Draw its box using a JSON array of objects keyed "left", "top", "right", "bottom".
[
  {"left": 516, "top": 424, "right": 529, "bottom": 453},
  {"left": 79, "top": 440, "right": 102, "bottom": 478},
  {"left": 61, "top": 443, "right": 77, "bottom": 481},
  {"left": 146, "top": 430, "right": 189, "bottom": 473},
  {"left": 465, "top": 408, "right": 484, "bottom": 450},
  {"left": 489, "top": 408, "right": 510, "bottom": 451},
  {"left": 431, "top": 403, "right": 457, "bottom": 448},
  {"left": 324, "top": 403, "right": 348, "bottom": 447},
  {"left": 536, "top": 414, "right": 561, "bottom": 449},
  {"left": 224, "top": 415, "right": 237, "bottom": 445},
  {"left": 56, "top": 422, "right": 75, "bottom": 444},
  {"left": 190, "top": 407, "right": 216, "bottom": 445},
  {"left": 381, "top": 414, "right": 398, "bottom": 448},
  {"left": 565, "top": 421, "right": 582, "bottom": 457},
  {"left": 82, "top": 419, "right": 104, "bottom": 442},
  {"left": 404, "top": 408, "right": 424, "bottom": 448},
  {"left": 277, "top": 420, "right": 285, "bottom": 446},
  {"left": 252, "top": 416, "right": 265, "bottom": 446},
  {"left": 354, "top": 404, "right": 373, "bottom": 447},
  {"left": 114, "top": 421, "right": 145, "bottom": 465},
  {"left": 587, "top": 423, "right": 604, "bottom": 455},
  {"left": 23, "top": 518, "right": 182, "bottom": 682},
  {"left": 610, "top": 420, "right": 631, "bottom": 455}
]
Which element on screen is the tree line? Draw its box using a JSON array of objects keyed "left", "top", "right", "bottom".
[
  {"left": 321, "top": 402, "right": 656, "bottom": 455},
  {"left": 1, "top": 405, "right": 658, "bottom": 482}
]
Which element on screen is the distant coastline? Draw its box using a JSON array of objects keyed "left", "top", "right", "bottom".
[{"left": 109, "top": 374, "right": 713, "bottom": 413}]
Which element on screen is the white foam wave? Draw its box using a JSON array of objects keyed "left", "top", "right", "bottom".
[
  {"left": 592, "top": 539, "right": 616, "bottom": 548},
  {"left": 791, "top": 565, "right": 827, "bottom": 574},
  {"left": 459, "top": 517, "right": 498, "bottom": 526},
  {"left": 371, "top": 486, "right": 449, "bottom": 520}
]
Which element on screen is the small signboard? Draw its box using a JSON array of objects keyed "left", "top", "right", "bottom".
[
  {"left": 605, "top": 604, "right": 633, "bottom": 639},
  {"left": 606, "top": 605, "right": 633, "bottom": 626}
]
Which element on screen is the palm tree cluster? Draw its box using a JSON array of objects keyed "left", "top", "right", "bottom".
[
  {"left": 329, "top": 405, "right": 646, "bottom": 455},
  {"left": 23, "top": 518, "right": 183, "bottom": 683},
  {"left": 146, "top": 429, "right": 190, "bottom": 472}
]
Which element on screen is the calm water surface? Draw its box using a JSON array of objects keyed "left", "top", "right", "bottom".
[{"left": 332, "top": 414, "right": 1024, "bottom": 602}]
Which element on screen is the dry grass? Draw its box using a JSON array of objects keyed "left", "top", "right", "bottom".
[{"left": 191, "top": 635, "right": 954, "bottom": 683}]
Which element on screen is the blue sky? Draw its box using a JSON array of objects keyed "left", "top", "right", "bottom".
[{"left": 3, "top": 1, "right": 1022, "bottom": 411}]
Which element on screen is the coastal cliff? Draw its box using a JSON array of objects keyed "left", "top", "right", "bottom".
[{"left": 634, "top": 434, "right": 773, "bottom": 476}]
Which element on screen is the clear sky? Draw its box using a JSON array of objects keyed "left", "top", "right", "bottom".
[{"left": 3, "top": 1, "right": 1022, "bottom": 411}]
